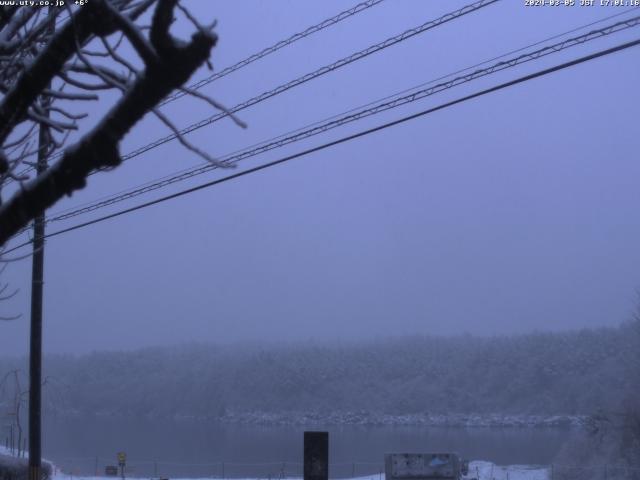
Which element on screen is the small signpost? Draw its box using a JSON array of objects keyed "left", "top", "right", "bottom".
[
  {"left": 117, "top": 452, "right": 127, "bottom": 480},
  {"left": 105, "top": 466, "right": 118, "bottom": 477}
]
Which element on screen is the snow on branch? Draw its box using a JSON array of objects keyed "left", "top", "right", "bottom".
[{"left": 0, "top": 0, "right": 242, "bottom": 249}]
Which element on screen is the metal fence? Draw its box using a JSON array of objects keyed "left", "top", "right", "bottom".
[
  {"left": 37, "top": 457, "right": 640, "bottom": 480},
  {"left": 50, "top": 457, "right": 386, "bottom": 479}
]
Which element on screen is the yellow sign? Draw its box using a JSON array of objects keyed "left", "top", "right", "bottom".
[{"left": 117, "top": 452, "right": 126, "bottom": 465}]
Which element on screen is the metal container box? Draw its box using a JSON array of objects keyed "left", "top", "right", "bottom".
[{"left": 384, "top": 453, "right": 464, "bottom": 480}]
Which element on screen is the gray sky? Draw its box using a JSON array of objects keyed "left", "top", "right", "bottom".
[{"left": 2, "top": 0, "right": 640, "bottom": 356}]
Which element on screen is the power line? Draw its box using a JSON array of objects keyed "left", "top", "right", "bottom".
[
  {"left": 160, "top": 0, "right": 388, "bottom": 106},
  {"left": 7, "top": 6, "right": 638, "bottom": 240},
  {"left": 4, "top": 0, "right": 389, "bottom": 184},
  {"left": 34, "top": 14, "right": 640, "bottom": 227},
  {"left": 115, "top": 0, "right": 499, "bottom": 162},
  {"left": 20, "top": 0, "right": 497, "bottom": 178},
  {"left": 42, "top": 6, "right": 640, "bottom": 222},
  {"left": 4, "top": 36, "right": 639, "bottom": 256}
]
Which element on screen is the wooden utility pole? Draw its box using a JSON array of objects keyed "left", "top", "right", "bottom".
[
  {"left": 28, "top": 10, "right": 53, "bottom": 480},
  {"left": 28, "top": 102, "right": 47, "bottom": 480}
]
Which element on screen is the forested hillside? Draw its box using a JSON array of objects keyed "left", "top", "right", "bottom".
[{"left": 1, "top": 321, "right": 637, "bottom": 421}]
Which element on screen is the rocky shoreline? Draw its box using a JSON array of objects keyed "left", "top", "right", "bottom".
[
  {"left": 46, "top": 407, "right": 587, "bottom": 427},
  {"left": 218, "top": 411, "right": 586, "bottom": 427}
]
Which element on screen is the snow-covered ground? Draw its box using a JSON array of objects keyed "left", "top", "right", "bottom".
[
  {"left": 43, "top": 463, "right": 550, "bottom": 480},
  {"left": 1, "top": 447, "right": 550, "bottom": 480},
  {"left": 468, "top": 461, "right": 549, "bottom": 480}
]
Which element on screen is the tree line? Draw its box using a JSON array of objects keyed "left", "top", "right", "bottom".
[{"left": 1, "top": 321, "right": 638, "bottom": 420}]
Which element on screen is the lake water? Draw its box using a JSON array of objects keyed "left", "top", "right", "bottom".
[{"left": 41, "top": 416, "right": 579, "bottom": 478}]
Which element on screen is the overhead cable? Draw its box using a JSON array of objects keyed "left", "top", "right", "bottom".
[
  {"left": 39, "top": 14, "right": 640, "bottom": 226},
  {"left": 161, "top": 0, "right": 388, "bottom": 105},
  {"left": 4, "top": 0, "right": 390, "bottom": 183},
  {"left": 4, "top": 36, "right": 639, "bottom": 255}
]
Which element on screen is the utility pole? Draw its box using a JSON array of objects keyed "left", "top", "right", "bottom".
[
  {"left": 28, "top": 9, "right": 53, "bottom": 480},
  {"left": 28, "top": 104, "right": 47, "bottom": 480},
  {"left": 28, "top": 98, "right": 47, "bottom": 480}
]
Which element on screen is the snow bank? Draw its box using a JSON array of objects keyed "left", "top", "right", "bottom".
[
  {"left": 468, "top": 461, "right": 549, "bottom": 479},
  {"left": 0, "top": 446, "right": 53, "bottom": 480}
]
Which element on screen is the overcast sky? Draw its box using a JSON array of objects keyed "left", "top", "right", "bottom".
[{"left": 1, "top": 0, "right": 639, "bottom": 356}]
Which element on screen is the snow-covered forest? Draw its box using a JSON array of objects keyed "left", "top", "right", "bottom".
[{"left": 2, "top": 321, "right": 637, "bottom": 422}]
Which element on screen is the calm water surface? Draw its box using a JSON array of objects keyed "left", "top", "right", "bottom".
[{"left": 42, "top": 416, "right": 579, "bottom": 478}]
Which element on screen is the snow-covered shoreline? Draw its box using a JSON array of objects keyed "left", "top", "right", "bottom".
[
  {"left": 49, "top": 410, "right": 585, "bottom": 428},
  {"left": 217, "top": 411, "right": 584, "bottom": 428}
]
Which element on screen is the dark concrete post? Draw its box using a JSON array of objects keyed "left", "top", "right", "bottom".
[{"left": 304, "top": 431, "right": 328, "bottom": 480}]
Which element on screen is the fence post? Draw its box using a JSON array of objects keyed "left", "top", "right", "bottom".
[
  {"left": 222, "top": 462, "right": 224, "bottom": 479},
  {"left": 352, "top": 463, "right": 355, "bottom": 478},
  {"left": 604, "top": 465, "right": 607, "bottom": 480}
]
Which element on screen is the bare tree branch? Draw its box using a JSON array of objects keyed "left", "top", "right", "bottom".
[
  {"left": 0, "top": 0, "right": 242, "bottom": 252},
  {"left": 177, "top": 85, "right": 247, "bottom": 129},
  {"left": 103, "top": 0, "right": 159, "bottom": 65},
  {"left": 152, "top": 107, "right": 226, "bottom": 167},
  {"left": 0, "top": 0, "right": 219, "bottom": 245}
]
